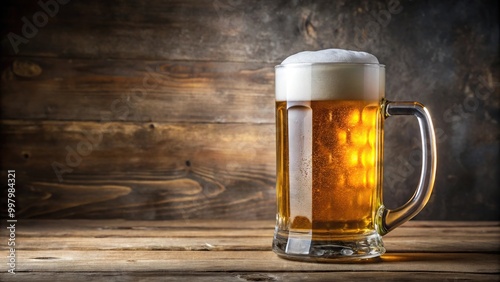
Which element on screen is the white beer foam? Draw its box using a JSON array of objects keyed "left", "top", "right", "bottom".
[
  {"left": 276, "top": 49, "right": 382, "bottom": 101},
  {"left": 281, "top": 49, "right": 378, "bottom": 65}
]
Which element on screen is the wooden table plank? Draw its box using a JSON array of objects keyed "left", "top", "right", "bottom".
[
  {"left": 1, "top": 58, "right": 275, "bottom": 123},
  {"left": 12, "top": 236, "right": 500, "bottom": 253},
  {"left": 8, "top": 250, "right": 499, "bottom": 273},
  {"left": 4, "top": 220, "right": 500, "bottom": 254},
  {"left": 0, "top": 220, "right": 498, "bottom": 280},
  {"left": 13, "top": 219, "right": 500, "bottom": 239},
  {"left": 0, "top": 0, "right": 354, "bottom": 62},
  {"left": 1, "top": 272, "right": 498, "bottom": 282},
  {"left": 11, "top": 219, "right": 277, "bottom": 230},
  {"left": 1, "top": 121, "right": 276, "bottom": 220},
  {"left": 11, "top": 218, "right": 499, "bottom": 232},
  {"left": 14, "top": 249, "right": 500, "bottom": 274},
  {"left": 7, "top": 219, "right": 499, "bottom": 253},
  {"left": 1, "top": 121, "right": 275, "bottom": 179}
]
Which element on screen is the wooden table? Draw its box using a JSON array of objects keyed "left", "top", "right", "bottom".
[{"left": 1, "top": 220, "right": 499, "bottom": 281}]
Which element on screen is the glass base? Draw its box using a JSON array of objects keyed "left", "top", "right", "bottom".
[{"left": 272, "top": 230, "right": 385, "bottom": 262}]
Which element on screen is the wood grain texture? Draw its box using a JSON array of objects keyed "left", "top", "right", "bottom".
[
  {"left": 1, "top": 120, "right": 275, "bottom": 219},
  {"left": 0, "top": 0, "right": 498, "bottom": 221},
  {"left": 1, "top": 58, "right": 275, "bottom": 122},
  {"left": 2, "top": 272, "right": 498, "bottom": 282},
  {"left": 0, "top": 220, "right": 499, "bottom": 281},
  {"left": 13, "top": 224, "right": 500, "bottom": 253},
  {"left": 7, "top": 250, "right": 498, "bottom": 273},
  {"left": 0, "top": 0, "right": 366, "bottom": 62}
]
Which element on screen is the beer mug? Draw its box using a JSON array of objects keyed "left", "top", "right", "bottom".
[{"left": 272, "top": 59, "right": 437, "bottom": 261}]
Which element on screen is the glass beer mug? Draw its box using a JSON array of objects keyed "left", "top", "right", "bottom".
[{"left": 273, "top": 58, "right": 437, "bottom": 261}]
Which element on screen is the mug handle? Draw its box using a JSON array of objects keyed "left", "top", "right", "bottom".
[{"left": 377, "top": 100, "right": 438, "bottom": 235}]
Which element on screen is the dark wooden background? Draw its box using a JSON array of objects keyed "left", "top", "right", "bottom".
[{"left": 1, "top": 0, "right": 498, "bottom": 220}]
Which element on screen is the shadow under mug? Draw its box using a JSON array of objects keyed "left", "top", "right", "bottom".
[{"left": 273, "top": 63, "right": 437, "bottom": 261}]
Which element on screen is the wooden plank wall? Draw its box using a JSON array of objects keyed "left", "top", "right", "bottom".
[{"left": 1, "top": 0, "right": 498, "bottom": 219}]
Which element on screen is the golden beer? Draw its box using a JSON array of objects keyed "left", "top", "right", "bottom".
[
  {"left": 273, "top": 50, "right": 437, "bottom": 261},
  {"left": 275, "top": 100, "right": 383, "bottom": 236}
]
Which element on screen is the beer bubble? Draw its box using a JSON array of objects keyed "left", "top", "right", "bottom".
[
  {"left": 348, "top": 170, "right": 366, "bottom": 187},
  {"left": 367, "top": 168, "right": 376, "bottom": 187},
  {"left": 361, "top": 146, "right": 375, "bottom": 167},
  {"left": 350, "top": 126, "right": 367, "bottom": 146},
  {"left": 347, "top": 148, "right": 359, "bottom": 167},
  {"left": 336, "top": 174, "right": 346, "bottom": 186},
  {"left": 357, "top": 193, "right": 365, "bottom": 206},
  {"left": 368, "top": 128, "right": 376, "bottom": 147},
  {"left": 348, "top": 109, "right": 360, "bottom": 126},
  {"left": 362, "top": 106, "right": 377, "bottom": 125},
  {"left": 337, "top": 130, "right": 347, "bottom": 144}
]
